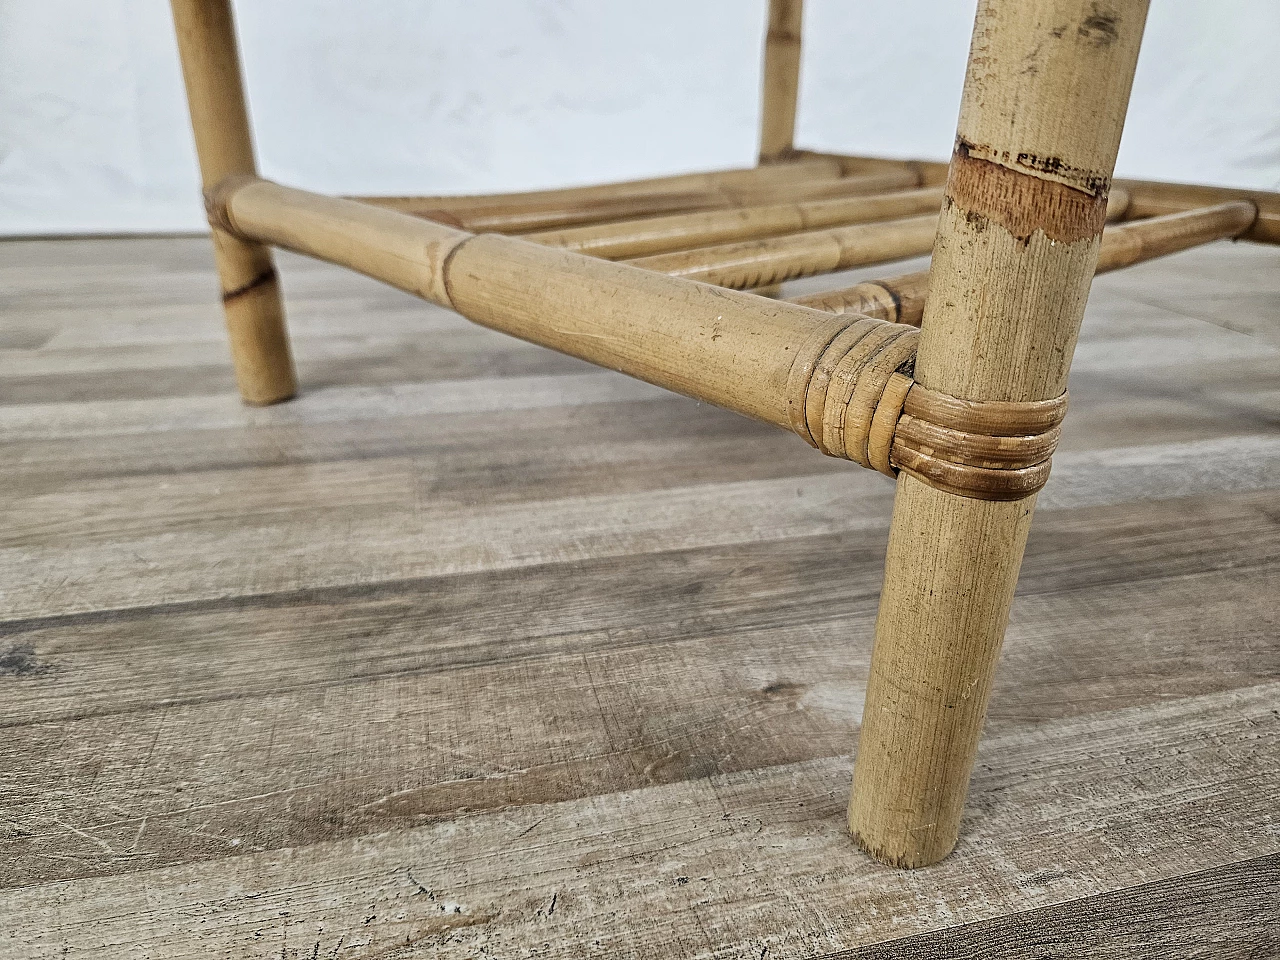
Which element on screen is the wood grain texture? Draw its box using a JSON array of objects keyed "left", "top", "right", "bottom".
[
  {"left": 2, "top": 501, "right": 1275, "bottom": 889},
  {"left": 840, "top": 854, "right": 1280, "bottom": 959},
  {"left": 0, "top": 233, "right": 1276, "bottom": 956},
  {"left": 2, "top": 684, "right": 1276, "bottom": 958}
]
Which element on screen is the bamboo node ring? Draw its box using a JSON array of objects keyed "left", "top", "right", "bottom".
[{"left": 790, "top": 316, "right": 1067, "bottom": 501}]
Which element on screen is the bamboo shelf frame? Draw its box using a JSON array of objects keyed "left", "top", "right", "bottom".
[{"left": 171, "top": 0, "right": 1280, "bottom": 870}]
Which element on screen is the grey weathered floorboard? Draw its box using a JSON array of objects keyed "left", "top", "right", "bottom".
[
  {"left": 0, "top": 236, "right": 1276, "bottom": 957},
  {"left": 834, "top": 854, "right": 1280, "bottom": 960},
  {"left": 1, "top": 684, "right": 1276, "bottom": 958}
]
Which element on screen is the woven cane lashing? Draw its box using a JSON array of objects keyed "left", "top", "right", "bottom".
[{"left": 788, "top": 315, "right": 1067, "bottom": 500}]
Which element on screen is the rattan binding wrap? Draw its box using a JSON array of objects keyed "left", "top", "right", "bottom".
[{"left": 788, "top": 315, "right": 1067, "bottom": 500}]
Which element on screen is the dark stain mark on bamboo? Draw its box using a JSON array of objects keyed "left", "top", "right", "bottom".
[
  {"left": 221, "top": 267, "right": 277, "bottom": 304},
  {"left": 1078, "top": 4, "right": 1121, "bottom": 45},
  {"left": 949, "top": 139, "right": 1109, "bottom": 244}
]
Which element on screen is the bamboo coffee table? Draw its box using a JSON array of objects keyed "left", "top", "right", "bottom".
[{"left": 169, "top": 0, "right": 1280, "bottom": 867}]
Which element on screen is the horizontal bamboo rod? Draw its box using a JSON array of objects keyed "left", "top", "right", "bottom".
[
  {"left": 208, "top": 180, "right": 1252, "bottom": 451},
  {"left": 788, "top": 199, "right": 1257, "bottom": 324},
  {"left": 525, "top": 186, "right": 946, "bottom": 260},
  {"left": 627, "top": 213, "right": 940, "bottom": 289},
  {"left": 1119, "top": 179, "right": 1280, "bottom": 245},
  {"left": 208, "top": 176, "right": 854, "bottom": 430},
  {"left": 804, "top": 150, "right": 1280, "bottom": 246},
  {"left": 355, "top": 168, "right": 922, "bottom": 235},
  {"left": 353, "top": 155, "right": 844, "bottom": 216},
  {"left": 788, "top": 270, "right": 930, "bottom": 325},
  {"left": 796, "top": 150, "right": 949, "bottom": 187},
  {"left": 207, "top": 176, "right": 470, "bottom": 308},
  {"left": 1095, "top": 200, "right": 1257, "bottom": 270},
  {"left": 786, "top": 186, "right": 1129, "bottom": 318}
]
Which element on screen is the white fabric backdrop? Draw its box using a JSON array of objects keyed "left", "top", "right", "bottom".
[{"left": 1, "top": 0, "right": 1277, "bottom": 235}]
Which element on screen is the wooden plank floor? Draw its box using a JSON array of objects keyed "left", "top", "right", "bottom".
[{"left": 1, "top": 235, "right": 1277, "bottom": 959}]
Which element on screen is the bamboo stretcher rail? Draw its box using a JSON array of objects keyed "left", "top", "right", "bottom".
[
  {"left": 785, "top": 185, "right": 1130, "bottom": 318},
  {"left": 628, "top": 213, "right": 940, "bottom": 289},
  {"left": 790, "top": 270, "right": 930, "bottom": 325},
  {"left": 638, "top": 182, "right": 1128, "bottom": 293},
  {"left": 354, "top": 154, "right": 842, "bottom": 215},
  {"left": 208, "top": 174, "right": 1068, "bottom": 506},
  {"left": 1119, "top": 180, "right": 1280, "bottom": 245},
  {"left": 788, "top": 200, "right": 1257, "bottom": 324},
  {"left": 1095, "top": 200, "right": 1258, "bottom": 269},
  {"left": 207, "top": 175, "right": 847, "bottom": 429},
  {"left": 205, "top": 176, "right": 470, "bottom": 309},
  {"left": 798, "top": 151, "right": 950, "bottom": 188},
  {"left": 354, "top": 168, "right": 920, "bottom": 234},
  {"left": 805, "top": 149, "right": 1280, "bottom": 246},
  {"left": 525, "top": 186, "right": 946, "bottom": 260}
]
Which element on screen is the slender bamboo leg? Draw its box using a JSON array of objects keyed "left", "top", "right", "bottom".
[
  {"left": 758, "top": 0, "right": 804, "bottom": 163},
  {"left": 847, "top": 0, "right": 1151, "bottom": 868},
  {"left": 170, "top": 0, "right": 296, "bottom": 405}
]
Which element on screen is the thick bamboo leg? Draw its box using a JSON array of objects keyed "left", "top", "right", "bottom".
[
  {"left": 847, "top": 0, "right": 1150, "bottom": 868},
  {"left": 759, "top": 0, "right": 804, "bottom": 163},
  {"left": 170, "top": 0, "right": 295, "bottom": 405}
]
